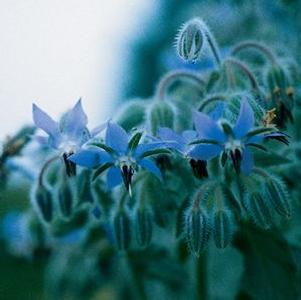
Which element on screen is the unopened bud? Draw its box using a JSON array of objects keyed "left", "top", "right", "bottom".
[
  {"left": 176, "top": 18, "right": 205, "bottom": 63},
  {"left": 113, "top": 209, "right": 132, "bottom": 251},
  {"left": 134, "top": 208, "right": 153, "bottom": 247},
  {"left": 32, "top": 185, "right": 53, "bottom": 223}
]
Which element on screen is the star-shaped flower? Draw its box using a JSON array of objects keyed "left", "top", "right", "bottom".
[
  {"left": 32, "top": 99, "right": 103, "bottom": 176},
  {"left": 188, "top": 99, "right": 288, "bottom": 174},
  {"left": 69, "top": 122, "right": 170, "bottom": 193}
]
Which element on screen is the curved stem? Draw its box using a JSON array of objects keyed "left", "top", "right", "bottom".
[
  {"left": 38, "top": 155, "right": 60, "bottom": 187},
  {"left": 204, "top": 29, "right": 222, "bottom": 67},
  {"left": 156, "top": 70, "right": 206, "bottom": 101},
  {"left": 224, "top": 58, "right": 260, "bottom": 91},
  {"left": 198, "top": 94, "right": 227, "bottom": 112},
  {"left": 252, "top": 167, "right": 270, "bottom": 179},
  {"left": 230, "top": 41, "right": 277, "bottom": 65}
]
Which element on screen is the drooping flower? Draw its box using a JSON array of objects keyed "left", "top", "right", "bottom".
[
  {"left": 69, "top": 122, "right": 170, "bottom": 193},
  {"left": 189, "top": 99, "right": 288, "bottom": 174},
  {"left": 32, "top": 99, "right": 104, "bottom": 176},
  {"left": 155, "top": 103, "right": 225, "bottom": 179}
]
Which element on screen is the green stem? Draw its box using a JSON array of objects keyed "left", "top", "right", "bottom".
[
  {"left": 195, "top": 250, "right": 207, "bottom": 300},
  {"left": 230, "top": 41, "right": 277, "bottom": 65},
  {"left": 125, "top": 253, "right": 148, "bottom": 300},
  {"left": 156, "top": 70, "right": 206, "bottom": 101},
  {"left": 204, "top": 29, "right": 222, "bottom": 67},
  {"left": 224, "top": 58, "right": 260, "bottom": 91},
  {"left": 198, "top": 94, "right": 227, "bottom": 112},
  {"left": 38, "top": 155, "right": 60, "bottom": 187}
]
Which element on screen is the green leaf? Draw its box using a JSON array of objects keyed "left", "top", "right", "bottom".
[
  {"left": 92, "top": 163, "right": 114, "bottom": 181},
  {"left": 128, "top": 131, "right": 143, "bottom": 152},
  {"left": 141, "top": 148, "right": 171, "bottom": 158},
  {"left": 235, "top": 225, "right": 299, "bottom": 300}
]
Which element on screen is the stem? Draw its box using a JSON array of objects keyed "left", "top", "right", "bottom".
[
  {"left": 156, "top": 70, "right": 206, "bottom": 101},
  {"left": 230, "top": 41, "right": 277, "bottom": 65},
  {"left": 38, "top": 155, "right": 60, "bottom": 187},
  {"left": 204, "top": 29, "right": 222, "bottom": 67},
  {"left": 198, "top": 94, "right": 227, "bottom": 112},
  {"left": 224, "top": 58, "right": 260, "bottom": 91},
  {"left": 195, "top": 250, "right": 207, "bottom": 300},
  {"left": 125, "top": 253, "right": 148, "bottom": 300}
]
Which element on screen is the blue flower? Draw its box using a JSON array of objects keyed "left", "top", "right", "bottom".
[
  {"left": 32, "top": 99, "right": 104, "bottom": 176},
  {"left": 189, "top": 99, "right": 288, "bottom": 174},
  {"left": 69, "top": 122, "right": 169, "bottom": 192}
]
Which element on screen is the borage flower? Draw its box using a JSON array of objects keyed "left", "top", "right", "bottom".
[
  {"left": 32, "top": 99, "right": 103, "bottom": 176},
  {"left": 189, "top": 99, "right": 288, "bottom": 174},
  {"left": 69, "top": 122, "right": 170, "bottom": 194},
  {"left": 156, "top": 104, "right": 225, "bottom": 179},
  {"left": 156, "top": 128, "right": 209, "bottom": 179}
]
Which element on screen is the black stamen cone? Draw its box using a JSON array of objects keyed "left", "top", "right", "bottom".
[
  {"left": 63, "top": 152, "right": 77, "bottom": 177},
  {"left": 230, "top": 149, "right": 242, "bottom": 174},
  {"left": 121, "top": 165, "right": 134, "bottom": 191},
  {"left": 190, "top": 159, "right": 208, "bottom": 179}
]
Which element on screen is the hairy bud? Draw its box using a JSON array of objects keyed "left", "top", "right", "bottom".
[
  {"left": 113, "top": 209, "right": 132, "bottom": 251},
  {"left": 58, "top": 180, "right": 74, "bottom": 218},
  {"left": 265, "top": 177, "right": 291, "bottom": 218},
  {"left": 176, "top": 18, "right": 205, "bottom": 63},
  {"left": 115, "top": 99, "right": 147, "bottom": 131},
  {"left": 149, "top": 101, "right": 175, "bottom": 135},
  {"left": 244, "top": 193, "right": 273, "bottom": 229},
  {"left": 213, "top": 210, "right": 233, "bottom": 249},
  {"left": 134, "top": 208, "right": 153, "bottom": 247},
  {"left": 184, "top": 205, "right": 210, "bottom": 257},
  {"left": 32, "top": 184, "right": 53, "bottom": 223}
]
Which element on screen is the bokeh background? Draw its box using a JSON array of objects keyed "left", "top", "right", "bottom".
[{"left": 1, "top": 0, "right": 301, "bottom": 299}]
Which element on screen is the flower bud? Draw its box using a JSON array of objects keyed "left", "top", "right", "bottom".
[
  {"left": 149, "top": 101, "right": 175, "bottom": 135},
  {"left": 32, "top": 185, "right": 53, "bottom": 223},
  {"left": 176, "top": 18, "right": 205, "bottom": 63},
  {"left": 113, "top": 209, "right": 132, "bottom": 251},
  {"left": 134, "top": 208, "right": 153, "bottom": 247},
  {"left": 115, "top": 99, "right": 147, "bottom": 131},
  {"left": 213, "top": 210, "right": 233, "bottom": 249},
  {"left": 58, "top": 180, "right": 73, "bottom": 218},
  {"left": 265, "top": 177, "right": 291, "bottom": 218},
  {"left": 184, "top": 206, "right": 210, "bottom": 257},
  {"left": 244, "top": 193, "right": 273, "bottom": 229},
  {"left": 77, "top": 170, "right": 94, "bottom": 204}
]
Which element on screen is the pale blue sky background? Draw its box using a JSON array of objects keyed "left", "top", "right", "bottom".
[{"left": 0, "top": 0, "right": 157, "bottom": 137}]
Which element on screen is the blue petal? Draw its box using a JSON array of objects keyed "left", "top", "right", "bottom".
[
  {"left": 32, "top": 103, "right": 60, "bottom": 139},
  {"left": 187, "top": 144, "right": 222, "bottom": 160},
  {"left": 233, "top": 99, "right": 254, "bottom": 139},
  {"left": 139, "top": 158, "right": 163, "bottom": 182},
  {"left": 192, "top": 110, "right": 225, "bottom": 143},
  {"left": 247, "top": 135, "right": 264, "bottom": 144},
  {"left": 157, "top": 127, "right": 183, "bottom": 143},
  {"left": 182, "top": 130, "right": 197, "bottom": 143},
  {"left": 68, "top": 149, "right": 113, "bottom": 168},
  {"left": 105, "top": 122, "right": 129, "bottom": 154},
  {"left": 241, "top": 147, "right": 253, "bottom": 175},
  {"left": 59, "top": 99, "right": 88, "bottom": 140},
  {"left": 209, "top": 102, "right": 225, "bottom": 121},
  {"left": 90, "top": 123, "right": 106, "bottom": 137},
  {"left": 107, "top": 166, "right": 123, "bottom": 189}
]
